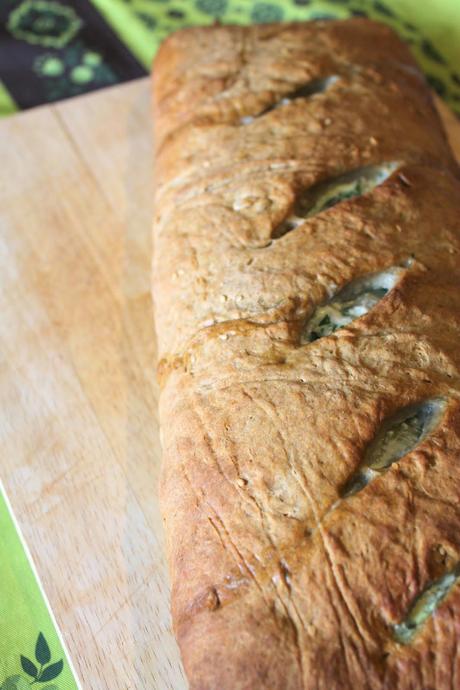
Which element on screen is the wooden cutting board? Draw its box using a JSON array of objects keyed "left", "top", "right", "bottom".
[{"left": 0, "top": 77, "right": 458, "bottom": 689}]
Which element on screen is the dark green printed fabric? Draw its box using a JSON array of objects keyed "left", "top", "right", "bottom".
[
  {"left": 0, "top": 0, "right": 144, "bottom": 110},
  {"left": 1, "top": 0, "right": 459, "bottom": 116}
]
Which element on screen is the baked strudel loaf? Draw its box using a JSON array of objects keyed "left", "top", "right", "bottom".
[{"left": 152, "top": 18, "right": 460, "bottom": 690}]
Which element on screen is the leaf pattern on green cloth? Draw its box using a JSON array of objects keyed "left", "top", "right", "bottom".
[
  {"left": 196, "top": 0, "right": 228, "bottom": 16},
  {"left": 250, "top": 3, "right": 284, "bottom": 22},
  {"left": 1, "top": 676, "right": 31, "bottom": 690},
  {"left": 35, "top": 633, "right": 51, "bottom": 666},
  {"left": 0, "top": 633, "right": 64, "bottom": 690}
]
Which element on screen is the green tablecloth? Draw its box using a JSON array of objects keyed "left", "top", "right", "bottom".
[
  {"left": 0, "top": 0, "right": 459, "bottom": 116},
  {"left": 0, "top": 484, "right": 80, "bottom": 689}
]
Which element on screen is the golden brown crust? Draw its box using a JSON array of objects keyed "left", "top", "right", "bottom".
[{"left": 152, "top": 18, "right": 460, "bottom": 690}]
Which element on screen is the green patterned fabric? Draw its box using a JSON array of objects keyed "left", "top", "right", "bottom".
[{"left": 0, "top": 484, "right": 80, "bottom": 689}]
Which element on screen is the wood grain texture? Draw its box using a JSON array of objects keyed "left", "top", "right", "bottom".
[
  {"left": 0, "top": 76, "right": 457, "bottom": 688},
  {"left": 0, "top": 78, "right": 186, "bottom": 690}
]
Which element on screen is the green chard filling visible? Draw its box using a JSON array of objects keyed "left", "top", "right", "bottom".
[
  {"left": 305, "top": 287, "right": 387, "bottom": 342},
  {"left": 304, "top": 163, "right": 397, "bottom": 217},
  {"left": 302, "top": 268, "right": 401, "bottom": 344},
  {"left": 273, "top": 162, "right": 398, "bottom": 238},
  {"left": 240, "top": 76, "right": 338, "bottom": 125},
  {"left": 278, "top": 76, "right": 339, "bottom": 104},
  {"left": 394, "top": 566, "right": 460, "bottom": 644},
  {"left": 340, "top": 399, "right": 444, "bottom": 498}
]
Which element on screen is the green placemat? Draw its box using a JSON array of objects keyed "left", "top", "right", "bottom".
[{"left": 0, "top": 483, "right": 80, "bottom": 690}]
